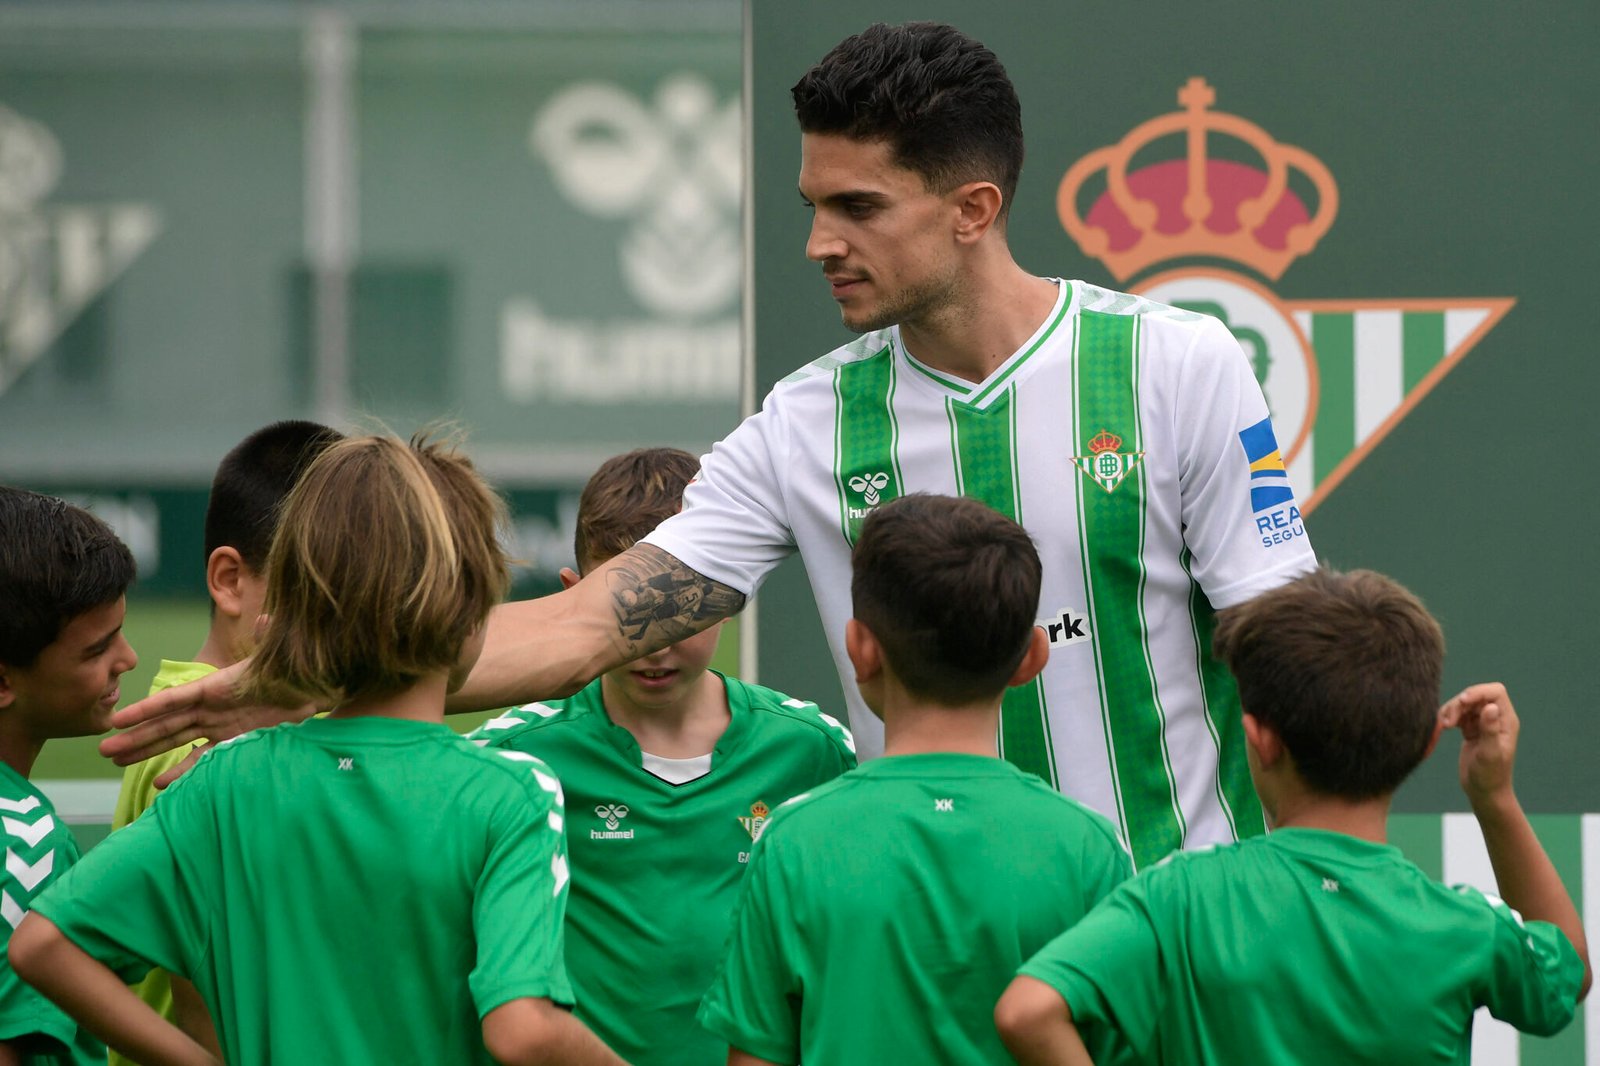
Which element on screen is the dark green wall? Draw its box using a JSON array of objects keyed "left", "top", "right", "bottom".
[{"left": 750, "top": 1, "right": 1600, "bottom": 812}]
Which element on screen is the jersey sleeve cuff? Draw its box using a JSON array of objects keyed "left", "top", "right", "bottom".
[
  {"left": 474, "top": 978, "right": 576, "bottom": 1020},
  {"left": 696, "top": 1001, "right": 796, "bottom": 1065}
]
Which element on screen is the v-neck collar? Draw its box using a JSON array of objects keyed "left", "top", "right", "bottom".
[{"left": 892, "top": 279, "right": 1075, "bottom": 410}]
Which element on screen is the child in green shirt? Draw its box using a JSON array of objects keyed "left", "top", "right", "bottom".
[
  {"left": 0, "top": 486, "right": 138, "bottom": 1065},
  {"left": 470, "top": 447, "right": 854, "bottom": 1065},
  {"left": 996, "top": 567, "right": 1590, "bottom": 1065},
  {"left": 108, "top": 419, "right": 341, "bottom": 1064},
  {"left": 699, "top": 494, "right": 1132, "bottom": 1065}
]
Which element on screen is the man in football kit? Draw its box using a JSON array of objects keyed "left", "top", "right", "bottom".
[
  {"left": 467, "top": 448, "right": 855, "bottom": 1065},
  {"left": 994, "top": 569, "right": 1590, "bottom": 1064},
  {"left": 699, "top": 494, "right": 1131, "bottom": 1065},
  {"left": 105, "top": 23, "right": 1314, "bottom": 869}
]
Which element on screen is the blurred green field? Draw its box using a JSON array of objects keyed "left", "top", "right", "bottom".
[{"left": 36, "top": 596, "right": 743, "bottom": 781}]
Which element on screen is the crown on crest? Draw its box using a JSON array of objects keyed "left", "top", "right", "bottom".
[
  {"left": 1087, "top": 429, "right": 1122, "bottom": 454},
  {"left": 1057, "top": 78, "right": 1338, "bottom": 282},
  {"left": 750, "top": 801, "right": 770, "bottom": 819}
]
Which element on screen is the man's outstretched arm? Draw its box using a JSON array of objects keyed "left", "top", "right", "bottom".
[
  {"left": 103, "top": 545, "right": 744, "bottom": 769},
  {"left": 452, "top": 544, "right": 745, "bottom": 712}
]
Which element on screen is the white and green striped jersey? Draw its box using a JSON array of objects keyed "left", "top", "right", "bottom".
[{"left": 644, "top": 279, "right": 1317, "bottom": 868}]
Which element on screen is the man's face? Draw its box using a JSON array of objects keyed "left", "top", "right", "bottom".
[
  {"left": 799, "top": 133, "right": 962, "bottom": 334},
  {"left": 0, "top": 597, "right": 138, "bottom": 740}
]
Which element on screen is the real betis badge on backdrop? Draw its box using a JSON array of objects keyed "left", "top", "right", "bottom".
[
  {"left": 1058, "top": 78, "right": 1511, "bottom": 513},
  {"left": 1071, "top": 429, "right": 1143, "bottom": 494}
]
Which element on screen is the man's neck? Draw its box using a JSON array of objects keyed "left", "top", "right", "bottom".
[
  {"left": 898, "top": 263, "right": 1059, "bottom": 385},
  {"left": 601, "top": 671, "right": 731, "bottom": 759}
]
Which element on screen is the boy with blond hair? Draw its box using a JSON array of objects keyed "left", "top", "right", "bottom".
[
  {"left": 470, "top": 447, "right": 855, "bottom": 1065},
  {"left": 996, "top": 568, "right": 1590, "bottom": 1064},
  {"left": 108, "top": 418, "right": 340, "bottom": 1062}
]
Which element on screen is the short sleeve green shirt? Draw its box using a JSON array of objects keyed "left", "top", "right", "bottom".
[
  {"left": 470, "top": 674, "right": 856, "bottom": 1066},
  {"left": 1020, "top": 827, "right": 1584, "bottom": 1064},
  {"left": 34, "top": 716, "right": 573, "bottom": 1066},
  {"left": 0, "top": 763, "right": 104, "bottom": 1065},
  {"left": 698, "top": 753, "right": 1133, "bottom": 1065}
]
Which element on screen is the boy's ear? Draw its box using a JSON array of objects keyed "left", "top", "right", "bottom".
[
  {"left": 1008, "top": 627, "right": 1051, "bottom": 688},
  {"left": 1241, "top": 711, "right": 1285, "bottom": 769},
  {"left": 206, "top": 547, "right": 249, "bottom": 619},
  {"left": 844, "top": 618, "right": 883, "bottom": 685},
  {"left": 558, "top": 567, "right": 581, "bottom": 592}
]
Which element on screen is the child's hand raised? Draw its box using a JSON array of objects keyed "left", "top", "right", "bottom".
[{"left": 1438, "top": 682, "right": 1520, "bottom": 810}]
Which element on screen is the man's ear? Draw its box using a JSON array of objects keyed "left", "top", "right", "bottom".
[
  {"left": 1241, "top": 712, "right": 1285, "bottom": 770},
  {"left": 558, "top": 567, "right": 581, "bottom": 592},
  {"left": 0, "top": 665, "right": 14, "bottom": 709},
  {"left": 206, "top": 547, "right": 249, "bottom": 620},
  {"left": 1008, "top": 627, "right": 1050, "bottom": 688},
  {"left": 951, "top": 180, "right": 1004, "bottom": 244},
  {"left": 845, "top": 618, "right": 883, "bottom": 685}
]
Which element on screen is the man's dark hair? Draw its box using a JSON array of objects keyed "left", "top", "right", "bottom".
[
  {"left": 573, "top": 448, "right": 700, "bottom": 572},
  {"left": 851, "top": 494, "right": 1040, "bottom": 705},
  {"left": 0, "top": 487, "right": 136, "bottom": 667},
  {"left": 792, "top": 22, "right": 1025, "bottom": 222},
  {"left": 205, "top": 420, "right": 344, "bottom": 571},
  {"left": 1213, "top": 568, "right": 1445, "bottom": 800}
]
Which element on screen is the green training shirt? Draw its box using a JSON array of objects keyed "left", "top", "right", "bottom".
[
  {"left": 698, "top": 752, "right": 1132, "bottom": 1065},
  {"left": 34, "top": 716, "right": 573, "bottom": 1066},
  {"left": 469, "top": 674, "right": 855, "bottom": 1065},
  {"left": 1020, "top": 827, "right": 1584, "bottom": 1064},
  {"left": 0, "top": 763, "right": 104, "bottom": 1066}
]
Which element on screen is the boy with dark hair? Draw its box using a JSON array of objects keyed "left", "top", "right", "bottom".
[
  {"left": 107, "top": 419, "right": 340, "bottom": 1062},
  {"left": 0, "top": 486, "right": 138, "bottom": 1064},
  {"left": 698, "top": 493, "right": 1131, "bottom": 1066},
  {"left": 468, "top": 447, "right": 855, "bottom": 1066},
  {"left": 995, "top": 568, "right": 1590, "bottom": 1065}
]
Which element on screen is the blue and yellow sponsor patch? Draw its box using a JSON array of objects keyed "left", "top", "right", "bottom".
[{"left": 1238, "top": 417, "right": 1295, "bottom": 513}]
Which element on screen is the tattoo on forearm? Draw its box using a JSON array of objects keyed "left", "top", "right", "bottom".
[{"left": 606, "top": 544, "right": 746, "bottom": 657}]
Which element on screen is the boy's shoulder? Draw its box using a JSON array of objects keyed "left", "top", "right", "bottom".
[
  {"left": 0, "top": 768, "right": 78, "bottom": 920},
  {"left": 726, "top": 676, "right": 856, "bottom": 758},
  {"left": 467, "top": 682, "right": 608, "bottom": 750}
]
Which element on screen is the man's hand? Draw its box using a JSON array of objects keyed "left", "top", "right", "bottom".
[
  {"left": 98, "top": 658, "right": 312, "bottom": 777},
  {"left": 1438, "top": 681, "right": 1519, "bottom": 810}
]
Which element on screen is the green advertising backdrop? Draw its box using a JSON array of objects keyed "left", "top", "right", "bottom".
[{"left": 749, "top": 1, "right": 1600, "bottom": 820}]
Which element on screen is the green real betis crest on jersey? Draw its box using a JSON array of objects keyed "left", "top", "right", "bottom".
[{"left": 469, "top": 672, "right": 855, "bottom": 1066}]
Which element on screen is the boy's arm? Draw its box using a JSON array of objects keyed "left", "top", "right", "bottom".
[
  {"left": 727, "top": 1050, "right": 784, "bottom": 1066},
  {"left": 1442, "top": 682, "right": 1592, "bottom": 997},
  {"left": 8, "top": 915, "right": 216, "bottom": 1066},
  {"left": 170, "top": 976, "right": 222, "bottom": 1060},
  {"left": 995, "top": 976, "right": 1096, "bottom": 1066},
  {"left": 101, "top": 545, "right": 745, "bottom": 772},
  {"left": 481, "top": 999, "right": 629, "bottom": 1066}
]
